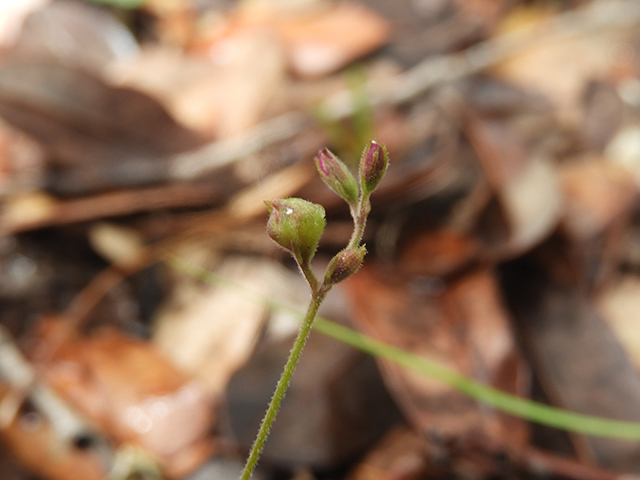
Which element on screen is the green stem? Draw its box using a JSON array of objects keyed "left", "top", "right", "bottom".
[
  {"left": 298, "top": 261, "right": 320, "bottom": 294},
  {"left": 240, "top": 291, "right": 326, "bottom": 480},
  {"left": 312, "top": 317, "right": 640, "bottom": 440},
  {"left": 170, "top": 256, "right": 640, "bottom": 442},
  {"left": 241, "top": 187, "right": 372, "bottom": 480}
]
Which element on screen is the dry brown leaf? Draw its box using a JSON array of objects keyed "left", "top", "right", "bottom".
[
  {"left": 274, "top": 2, "right": 390, "bottom": 78},
  {"left": 597, "top": 274, "right": 640, "bottom": 370},
  {"left": 195, "top": 1, "right": 390, "bottom": 78},
  {"left": 347, "top": 426, "right": 430, "bottom": 480},
  {"left": 30, "top": 321, "right": 214, "bottom": 478},
  {"left": 398, "top": 228, "right": 480, "bottom": 277},
  {"left": 0, "top": 118, "right": 45, "bottom": 195},
  {"left": 345, "top": 264, "right": 528, "bottom": 446},
  {"left": 559, "top": 158, "right": 638, "bottom": 240},
  {"left": 502, "top": 258, "right": 640, "bottom": 471},
  {"left": 465, "top": 113, "right": 562, "bottom": 257},
  {"left": 110, "top": 33, "right": 285, "bottom": 138},
  {"left": 492, "top": 6, "right": 632, "bottom": 122},
  {"left": 202, "top": 29, "right": 286, "bottom": 137},
  {"left": 154, "top": 255, "right": 296, "bottom": 399},
  {"left": 0, "top": 0, "right": 48, "bottom": 48},
  {"left": 2, "top": 0, "right": 138, "bottom": 72},
  {"left": 0, "top": 394, "right": 104, "bottom": 480},
  {"left": 0, "top": 61, "right": 203, "bottom": 193}
]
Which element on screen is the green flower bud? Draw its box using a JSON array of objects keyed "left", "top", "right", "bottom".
[
  {"left": 324, "top": 245, "right": 367, "bottom": 285},
  {"left": 265, "top": 198, "right": 326, "bottom": 266},
  {"left": 315, "top": 148, "right": 359, "bottom": 206},
  {"left": 359, "top": 140, "right": 389, "bottom": 196}
]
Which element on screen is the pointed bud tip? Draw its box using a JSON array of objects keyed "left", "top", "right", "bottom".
[
  {"left": 359, "top": 140, "right": 389, "bottom": 195},
  {"left": 316, "top": 148, "right": 332, "bottom": 176},
  {"left": 314, "top": 148, "right": 359, "bottom": 206}
]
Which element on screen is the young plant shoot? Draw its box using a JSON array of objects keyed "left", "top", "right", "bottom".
[{"left": 240, "top": 140, "right": 389, "bottom": 480}]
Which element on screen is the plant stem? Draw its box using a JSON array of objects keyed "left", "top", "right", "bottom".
[
  {"left": 299, "top": 261, "right": 320, "bottom": 294},
  {"left": 171, "top": 255, "right": 640, "bottom": 442},
  {"left": 347, "top": 199, "right": 370, "bottom": 250},
  {"left": 240, "top": 290, "right": 326, "bottom": 480},
  {"left": 311, "top": 317, "right": 640, "bottom": 440}
]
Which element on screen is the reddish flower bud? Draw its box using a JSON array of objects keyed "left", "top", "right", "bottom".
[
  {"left": 359, "top": 140, "right": 389, "bottom": 196},
  {"left": 315, "top": 148, "right": 359, "bottom": 206},
  {"left": 265, "top": 198, "right": 326, "bottom": 266},
  {"left": 324, "top": 245, "right": 367, "bottom": 285}
]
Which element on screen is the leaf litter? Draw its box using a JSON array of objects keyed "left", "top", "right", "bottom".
[{"left": 2, "top": 0, "right": 640, "bottom": 479}]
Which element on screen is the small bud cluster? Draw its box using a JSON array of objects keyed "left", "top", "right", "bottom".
[
  {"left": 265, "top": 140, "right": 389, "bottom": 289},
  {"left": 247, "top": 140, "right": 389, "bottom": 480},
  {"left": 315, "top": 141, "right": 389, "bottom": 210}
]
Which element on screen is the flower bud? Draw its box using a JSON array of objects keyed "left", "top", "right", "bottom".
[
  {"left": 359, "top": 140, "right": 389, "bottom": 196},
  {"left": 315, "top": 148, "right": 359, "bottom": 206},
  {"left": 324, "top": 245, "right": 367, "bottom": 285},
  {"left": 265, "top": 198, "right": 326, "bottom": 266}
]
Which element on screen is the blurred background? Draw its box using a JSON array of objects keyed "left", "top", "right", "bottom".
[{"left": 1, "top": 0, "right": 640, "bottom": 479}]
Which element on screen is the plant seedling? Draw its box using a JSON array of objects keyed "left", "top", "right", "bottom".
[{"left": 240, "top": 140, "right": 389, "bottom": 480}]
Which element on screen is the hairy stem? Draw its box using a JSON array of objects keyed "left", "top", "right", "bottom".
[
  {"left": 299, "top": 261, "right": 320, "bottom": 294},
  {"left": 347, "top": 198, "right": 370, "bottom": 250},
  {"left": 242, "top": 142, "right": 384, "bottom": 480},
  {"left": 240, "top": 291, "right": 326, "bottom": 480}
]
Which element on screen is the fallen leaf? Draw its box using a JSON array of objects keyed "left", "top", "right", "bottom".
[
  {"left": 347, "top": 426, "right": 431, "bottom": 480},
  {"left": 3, "top": 0, "right": 138, "bottom": 72},
  {"left": 154, "top": 255, "right": 288, "bottom": 399},
  {"left": 345, "top": 263, "right": 528, "bottom": 446},
  {"left": 0, "top": 393, "right": 104, "bottom": 480},
  {"left": 501, "top": 256, "right": 640, "bottom": 471},
  {"left": 274, "top": 2, "right": 391, "bottom": 78},
  {"left": 559, "top": 158, "right": 638, "bottom": 241},
  {"left": 195, "top": 2, "right": 390, "bottom": 78},
  {"left": 0, "top": 61, "right": 203, "bottom": 193},
  {"left": 464, "top": 112, "right": 562, "bottom": 257},
  {"left": 398, "top": 227, "right": 479, "bottom": 277},
  {"left": 597, "top": 275, "right": 640, "bottom": 370},
  {"left": 492, "top": 6, "right": 632, "bottom": 122},
  {"left": 30, "top": 320, "right": 214, "bottom": 477},
  {"left": 0, "top": 113, "right": 45, "bottom": 195},
  {"left": 0, "top": 0, "right": 48, "bottom": 49}
]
